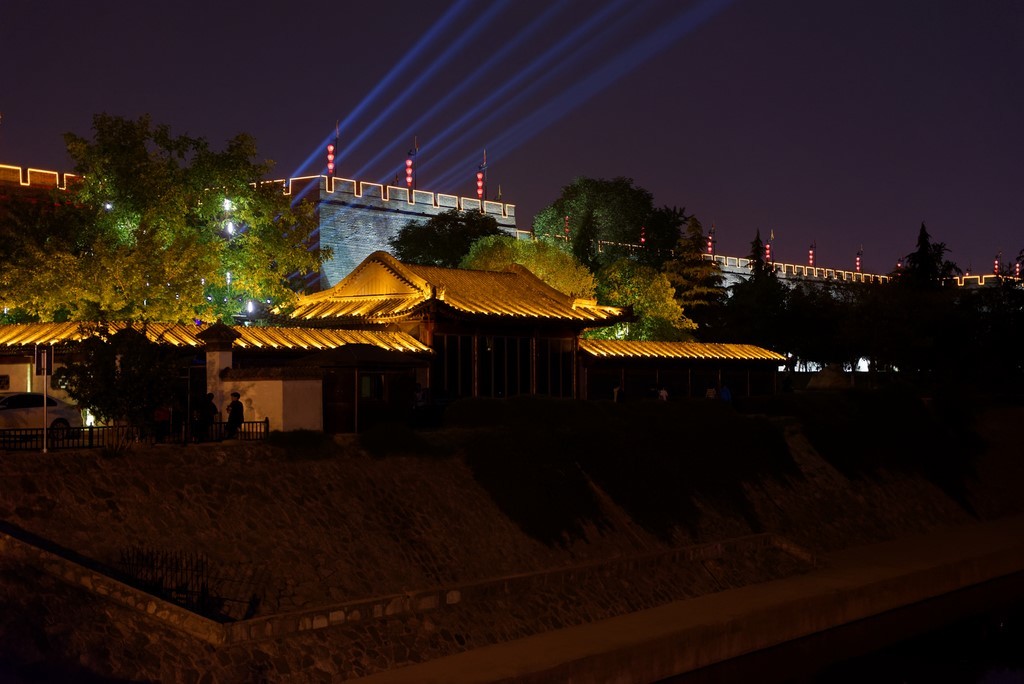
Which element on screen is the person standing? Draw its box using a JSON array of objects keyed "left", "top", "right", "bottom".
[
  {"left": 195, "top": 393, "right": 218, "bottom": 442},
  {"left": 226, "top": 391, "right": 244, "bottom": 439}
]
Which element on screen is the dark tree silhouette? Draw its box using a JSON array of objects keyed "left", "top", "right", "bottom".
[
  {"left": 532, "top": 177, "right": 683, "bottom": 269},
  {"left": 662, "top": 216, "right": 726, "bottom": 336},
  {"left": 718, "top": 230, "right": 789, "bottom": 352},
  {"left": 897, "top": 222, "right": 961, "bottom": 288},
  {"left": 389, "top": 209, "right": 503, "bottom": 267}
]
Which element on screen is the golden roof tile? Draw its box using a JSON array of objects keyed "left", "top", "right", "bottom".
[
  {"left": 287, "top": 252, "right": 628, "bottom": 324},
  {"left": 579, "top": 339, "right": 785, "bottom": 362},
  {"left": 0, "top": 322, "right": 430, "bottom": 354}
]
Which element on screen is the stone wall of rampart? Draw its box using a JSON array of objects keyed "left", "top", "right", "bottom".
[
  {"left": 2, "top": 407, "right": 1022, "bottom": 681},
  {"left": 0, "top": 163, "right": 75, "bottom": 190},
  {"left": 1, "top": 521, "right": 809, "bottom": 648},
  {"left": 283, "top": 176, "right": 522, "bottom": 288}
]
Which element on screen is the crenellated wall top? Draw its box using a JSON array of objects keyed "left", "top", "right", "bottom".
[
  {"left": 0, "top": 164, "right": 516, "bottom": 219},
  {"left": 0, "top": 163, "right": 77, "bottom": 190},
  {"left": 280, "top": 175, "right": 515, "bottom": 220}
]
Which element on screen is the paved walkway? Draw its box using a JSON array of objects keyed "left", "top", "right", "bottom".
[{"left": 353, "top": 515, "right": 1024, "bottom": 684}]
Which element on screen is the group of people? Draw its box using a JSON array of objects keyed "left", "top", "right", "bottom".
[{"left": 192, "top": 391, "right": 245, "bottom": 442}]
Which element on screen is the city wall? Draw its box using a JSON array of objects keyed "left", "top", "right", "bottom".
[
  {"left": 709, "top": 254, "right": 891, "bottom": 288},
  {"left": 282, "top": 175, "right": 524, "bottom": 289},
  {"left": 0, "top": 163, "right": 76, "bottom": 190}
]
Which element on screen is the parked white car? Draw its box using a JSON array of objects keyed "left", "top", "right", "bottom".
[{"left": 0, "top": 392, "right": 84, "bottom": 435}]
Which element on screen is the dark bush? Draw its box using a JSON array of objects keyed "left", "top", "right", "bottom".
[
  {"left": 358, "top": 421, "right": 435, "bottom": 458},
  {"left": 449, "top": 397, "right": 797, "bottom": 543},
  {"left": 266, "top": 430, "right": 338, "bottom": 460}
]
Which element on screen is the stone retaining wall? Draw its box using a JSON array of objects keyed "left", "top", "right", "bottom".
[
  {"left": 0, "top": 529, "right": 226, "bottom": 645},
  {"left": 2, "top": 522, "right": 812, "bottom": 648},
  {"left": 225, "top": 533, "right": 812, "bottom": 643}
]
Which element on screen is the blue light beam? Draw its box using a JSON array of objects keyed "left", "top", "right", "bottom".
[
  {"left": 412, "top": 0, "right": 647, "bottom": 184},
  {"left": 352, "top": 0, "right": 574, "bottom": 183},
  {"left": 429, "top": 0, "right": 735, "bottom": 195},
  {"left": 334, "top": 0, "right": 513, "bottom": 169},
  {"left": 289, "top": 0, "right": 477, "bottom": 178}
]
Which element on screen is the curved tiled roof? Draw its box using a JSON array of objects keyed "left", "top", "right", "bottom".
[
  {"left": 404, "top": 262, "right": 624, "bottom": 321},
  {"left": 0, "top": 322, "right": 430, "bottom": 353},
  {"left": 287, "top": 252, "right": 627, "bottom": 324},
  {"left": 579, "top": 339, "right": 785, "bottom": 362}
]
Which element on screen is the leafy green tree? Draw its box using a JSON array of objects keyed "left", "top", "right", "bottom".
[
  {"left": 532, "top": 177, "right": 682, "bottom": 269},
  {"left": 639, "top": 205, "right": 690, "bottom": 268},
  {"left": 54, "top": 326, "right": 190, "bottom": 432},
  {"left": 460, "top": 235, "right": 597, "bottom": 298},
  {"left": 587, "top": 258, "right": 695, "bottom": 341},
  {"left": 389, "top": 208, "right": 503, "bottom": 268},
  {"left": 0, "top": 114, "right": 325, "bottom": 323},
  {"left": 661, "top": 216, "right": 725, "bottom": 335},
  {"left": 0, "top": 189, "right": 103, "bottom": 322}
]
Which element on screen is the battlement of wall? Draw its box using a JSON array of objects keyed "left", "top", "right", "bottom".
[
  {"left": 0, "top": 164, "right": 515, "bottom": 219},
  {"left": 278, "top": 175, "right": 523, "bottom": 289},
  {"left": 710, "top": 254, "right": 891, "bottom": 284},
  {"left": 281, "top": 175, "right": 516, "bottom": 222},
  {"left": 0, "top": 163, "right": 76, "bottom": 190}
]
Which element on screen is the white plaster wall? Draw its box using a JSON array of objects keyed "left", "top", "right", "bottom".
[
  {"left": 206, "top": 350, "right": 233, "bottom": 413},
  {"left": 0, "top": 361, "right": 76, "bottom": 403},
  {"left": 281, "top": 380, "right": 323, "bottom": 431},
  {"left": 0, "top": 363, "right": 31, "bottom": 391},
  {"left": 219, "top": 379, "right": 322, "bottom": 433}
]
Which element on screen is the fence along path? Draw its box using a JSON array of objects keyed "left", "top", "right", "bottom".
[{"left": 0, "top": 419, "right": 269, "bottom": 451}]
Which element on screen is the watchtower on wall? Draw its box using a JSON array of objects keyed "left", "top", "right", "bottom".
[{"left": 284, "top": 175, "right": 524, "bottom": 291}]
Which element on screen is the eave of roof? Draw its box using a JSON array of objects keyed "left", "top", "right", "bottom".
[
  {"left": 286, "top": 252, "right": 629, "bottom": 324},
  {"left": 0, "top": 322, "right": 431, "bottom": 354},
  {"left": 579, "top": 339, "right": 786, "bottom": 362}
]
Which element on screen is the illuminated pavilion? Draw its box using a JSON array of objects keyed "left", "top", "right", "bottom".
[
  {"left": 0, "top": 164, "right": 786, "bottom": 432},
  {"left": 281, "top": 251, "right": 786, "bottom": 406}
]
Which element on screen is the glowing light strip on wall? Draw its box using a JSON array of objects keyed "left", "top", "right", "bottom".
[
  {"left": 278, "top": 175, "right": 516, "bottom": 219},
  {"left": 0, "top": 164, "right": 76, "bottom": 190}
]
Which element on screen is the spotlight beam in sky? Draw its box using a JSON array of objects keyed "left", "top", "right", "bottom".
[
  {"left": 289, "top": 0, "right": 476, "bottom": 178},
  {"left": 428, "top": 0, "right": 736, "bottom": 197},
  {"left": 334, "top": 0, "right": 513, "bottom": 170},
  {"left": 351, "top": 0, "right": 573, "bottom": 183},
  {"left": 414, "top": 0, "right": 660, "bottom": 186}
]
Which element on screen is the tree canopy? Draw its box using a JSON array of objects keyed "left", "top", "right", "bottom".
[
  {"left": 460, "top": 235, "right": 597, "bottom": 299},
  {"left": 532, "top": 177, "right": 684, "bottom": 269},
  {"left": 661, "top": 216, "right": 726, "bottom": 334},
  {"left": 895, "top": 222, "right": 961, "bottom": 288},
  {"left": 0, "top": 114, "right": 325, "bottom": 323},
  {"left": 54, "top": 326, "right": 191, "bottom": 430},
  {"left": 716, "top": 230, "right": 789, "bottom": 351},
  {"left": 587, "top": 258, "right": 695, "bottom": 341},
  {"left": 389, "top": 208, "right": 503, "bottom": 268}
]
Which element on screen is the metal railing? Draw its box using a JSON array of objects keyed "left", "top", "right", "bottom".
[{"left": 0, "top": 419, "right": 269, "bottom": 451}]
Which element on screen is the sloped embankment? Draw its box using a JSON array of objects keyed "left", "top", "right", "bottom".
[{"left": 0, "top": 393, "right": 1021, "bottom": 681}]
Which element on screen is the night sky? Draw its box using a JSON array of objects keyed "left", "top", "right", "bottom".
[{"left": 3, "top": 0, "right": 1021, "bottom": 275}]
